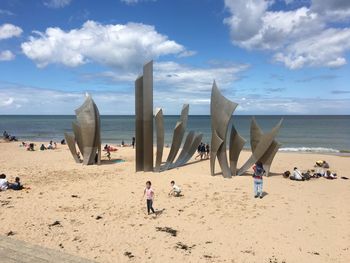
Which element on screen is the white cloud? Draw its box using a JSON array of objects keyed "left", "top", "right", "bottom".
[
  {"left": 154, "top": 61, "right": 248, "bottom": 92},
  {"left": 0, "top": 9, "right": 14, "bottom": 16},
  {"left": 0, "top": 23, "right": 23, "bottom": 40},
  {"left": 1, "top": 83, "right": 349, "bottom": 115},
  {"left": 0, "top": 50, "right": 15, "bottom": 61},
  {"left": 44, "top": 0, "right": 72, "bottom": 8},
  {"left": 21, "top": 21, "right": 187, "bottom": 69},
  {"left": 311, "top": 0, "right": 350, "bottom": 21},
  {"left": 224, "top": 0, "right": 350, "bottom": 69},
  {"left": 120, "top": 0, "right": 156, "bottom": 5}
]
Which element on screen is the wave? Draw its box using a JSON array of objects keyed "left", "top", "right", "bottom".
[{"left": 279, "top": 147, "right": 340, "bottom": 153}]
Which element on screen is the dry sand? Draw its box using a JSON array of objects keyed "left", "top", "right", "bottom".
[{"left": 0, "top": 140, "right": 349, "bottom": 263}]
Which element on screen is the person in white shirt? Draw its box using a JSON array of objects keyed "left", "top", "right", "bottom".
[
  {"left": 168, "top": 181, "right": 181, "bottom": 197},
  {"left": 291, "top": 167, "right": 304, "bottom": 181},
  {"left": 0, "top": 173, "right": 8, "bottom": 191}
]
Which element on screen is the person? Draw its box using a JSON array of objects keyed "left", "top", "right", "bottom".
[
  {"left": 325, "top": 170, "right": 337, "bottom": 179},
  {"left": 0, "top": 174, "right": 8, "bottom": 191},
  {"left": 121, "top": 140, "right": 125, "bottom": 147},
  {"left": 168, "top": 181, "right": 181, "bottom": 197},
  {"left": 40, "top": 144, "right": 46, "bottom": 151},
  {"left": 105, "top": 148, "right": 111, "bottom": 160},
  {"left": 61, "top": 139, "right": 66, "bottom": 145},
  {"left": 8, "top": 177, "right": 22, "bottom": 190},
  {"left": 132, "top": 137, "right": 135, "bottom": 149},
  {"left": 27, "top": 143, "right": 35, "bottom": 151},
  {"left": 47, "top": 141, "right": 54, "bottom": 149},
  {"left": 205, "top": 144, "right": 210, "bottom": 159},
  {"left": 290, "top": 167, "right": 304, "bottom": 181},
  {"left": 142, "top": 181, "right": 155, "bottom": 215},
  {"left": 252, "top": 161, "right": 265, "bottom": 198},
  {"left": 283, "top": 171, "right": 290, "bottom": 178},
  {"left": 200, "top": 143, "right": 206, "bottom": 159}
]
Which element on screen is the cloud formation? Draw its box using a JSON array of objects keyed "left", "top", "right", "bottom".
[
  {"left": 120, "top": 0, "right": 155, "bottom": 5},
  {"left": 21, "top": 21, "right": 188, "bottom": 69},
  {"left": 1, "top": 83, "right": 349, "bottom": 115},
  {"left": 224, "top": 0, "right": 350, "bottom": 69},
  {"left": 43, "top": 0, "right": 72, "bottom": 9},
  {"left": 0, "top": 23, "right": 23, "bottom": 40},
  {"left": 0, "top": 50, "right": 15, "bottom": 61}
]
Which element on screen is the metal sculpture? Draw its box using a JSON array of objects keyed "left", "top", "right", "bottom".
[
  {"left": 65, "top": 95, "right": 101, "bottom": 165},
  {"left": 154, "top": 108, "right": 164, "bottom": 172},
  {"left": 135, "top": 61, "right": 154, "bottom": 172},
  {"left": 229, "top": 125, "right": 246, "bottom": 176},
  {"left": 162, "top": 104, "right": 189, "bottom": 170},
  {"left": 210, "top": 81, "right": 238, "bottom": 178},
  {"left": 172, "top": 133, "right": 203, "bottom": 168},
  {"left": 237, "top": 118, "right": 283, "bottom": 176}
]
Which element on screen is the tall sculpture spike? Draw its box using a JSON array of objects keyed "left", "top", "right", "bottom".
[
  {"left": 135, "top": 61, "right": 154, "bottom": 172},
  {"left": 162, "top": 104, "right": 189, "bottom": 170},
  {"left": 229, "top": 125, "right": 246, "bottom": 176},
  {"left": 237, "top": 118, "right": 283, "bottom": 176},
  {"left": 154, "top": 108, "right": 164, "bottom": 172},
  {"left": 66, "top": 95, "right": 101, "bottom": 165},
  {"left": 210, "top": 81, "right": 238, "bottom": 178},
  {"left": 250, "top": 117, "right": 263, "bottom": 152}
]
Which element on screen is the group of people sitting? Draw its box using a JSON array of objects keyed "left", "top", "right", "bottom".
[
  {"left": 195, "top": 142, "right": 210, "bottom": 160},
  {"left": 0, "top": 174, "right": 23, "bottom": 191},
  {"left": 284, "top": 160, "right": 337, "bottom": 181},
  {"left": 40, "top": 141, "right": 58, "bottom": 150},
  {"left": 2, "top": 131, "right": 18, "bottom": 142}
]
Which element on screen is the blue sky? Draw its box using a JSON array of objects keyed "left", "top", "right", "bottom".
[{"left": 0, "top": 0, "right": 349, "bottom": 114}]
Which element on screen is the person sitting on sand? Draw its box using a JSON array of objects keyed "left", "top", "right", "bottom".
[
  {"left": 283, "top": 171, "right": 290, "bottom": 178},
  {"left": 61, "top": 139, "right": 66, "bottom": 145},
  {"left": 142, "top": 181, "right": 156, "bottom": 215},
  {"left": 0, "top": 174, "right": 8, "bottom": 191},
  {"left": 252, "top": 161, "right": 265, "bottom": 198},
  {"left": 168, "top": 181, "right": 181, "bottom": 197},
  {"left": 8, "top": 177, "right": 23, "bottom": 191},
  {"left": 40, "top": 144, "right": 46, "bottom": 151},
  {"left": 324, "top": 170, "right": 337, "bottom": 180},
  {"left": 47, "top": 141, "right": 54, "bottom": 149},
  {"left": 290, "top": 167, "right": 304, "bottom": 181}
]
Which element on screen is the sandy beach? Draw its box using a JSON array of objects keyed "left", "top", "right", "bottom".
[{"left": 0, "top": 140, "right": 349, "bottom": 263}]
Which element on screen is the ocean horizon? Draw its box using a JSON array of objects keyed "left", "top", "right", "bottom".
[{"left": 1, "top": 115, "right": 349, "bottom": 153}]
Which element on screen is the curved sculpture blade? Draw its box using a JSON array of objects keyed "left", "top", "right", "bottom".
[
  {"left": 154, "top": 108, "right": 164, "bottom": 172},
  {"left": 229, "top": 125, "right": 246, "bottom": 176},
  {"left": 64, "top": 132, "right": 81, "bottom": 163},
  {"left": 67, "top": 95, "right": 101, "bottom": 165},
  {"left": 72, "top": 121, "right": 83, "bottom": 155},
  {"left": 170, "top": 131, "right": 195, "bottom": 169},
  {"left": 237, "top": 118, "right": 283, "bottom": 176},
  {"left": 210, "top": 81, "right": 238, "bottom": 178},
  {"left": 259, "top": 141, "right": 281, "bottom": 176},
  {"left": 250, "top": 117, "right": 263, "bottom": 153},
  {"left": 163, "top": 104, "right": 189, "bottom": 170},
  {"left": 75, "top": 96, "right": 101, "bottom": 165},
  {"left": 174, "top": 133, "right": 203, "bottom": 168}
]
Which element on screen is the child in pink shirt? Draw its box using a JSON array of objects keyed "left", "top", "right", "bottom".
[{"left": 142, "top": 181, "right": 155, "bottom": 215}]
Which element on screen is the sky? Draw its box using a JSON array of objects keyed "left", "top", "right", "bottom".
[{"left": 0, "top": 0, "right": 350, "bottom": 115}]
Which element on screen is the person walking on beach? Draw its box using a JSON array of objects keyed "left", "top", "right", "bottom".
[
  {"left": 252, "top": 161, "right": 265, "bottom": 199},
  {"left": 142, "top": 181, "right": 155, "bottom": 215}
]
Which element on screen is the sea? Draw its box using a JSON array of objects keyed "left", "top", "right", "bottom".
[{"left": 0, "top": 115, "right": 349, "bottom": 153}]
